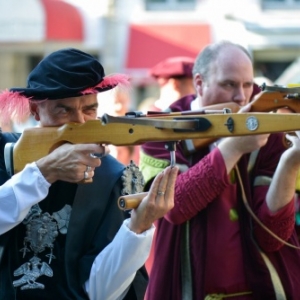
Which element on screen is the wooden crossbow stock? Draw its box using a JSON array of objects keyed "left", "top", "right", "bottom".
[{"left": 5, "top": 84, "right": 300, "bottom": 210}]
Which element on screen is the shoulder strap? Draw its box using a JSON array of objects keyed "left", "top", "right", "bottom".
[
  {"left": 0, "top": 132, "right": 21, "bottom": 178},
  {"left": 4, "top": 143, "right": 15, "bottom": 178},
  {"left": 235, "top": 166, "right": 287, "bottom": 299},
  {"left": 247, "top": 149, "right": 260, "bottom": 174}
]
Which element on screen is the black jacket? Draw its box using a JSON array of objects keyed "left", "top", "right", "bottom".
[{"left": 0, "top": 132, "right": 147, "bottom": 300}]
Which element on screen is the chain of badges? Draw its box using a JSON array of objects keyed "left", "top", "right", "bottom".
[{"left": 121, "top": 160, "right": 145, "bottom": 195}]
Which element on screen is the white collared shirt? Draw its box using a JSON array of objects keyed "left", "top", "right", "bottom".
[{"left": 190, "top": 97, "right": 200, "bottom": 111}]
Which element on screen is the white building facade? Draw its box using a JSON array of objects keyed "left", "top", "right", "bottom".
[{"left": 0, "top": 0, "right": 299, "bottom": 106}]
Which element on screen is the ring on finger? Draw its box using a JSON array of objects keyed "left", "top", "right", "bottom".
[
  {"left": 86, "top": 165, "right": 92, "bottom": 172},
  {"left": 84, "top": 171, "right": 89, "bottom": 180},
  {"left": 157, "top": 191, "right": 165, "bottom": 196}
]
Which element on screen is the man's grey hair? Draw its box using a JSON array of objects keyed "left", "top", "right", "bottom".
[{"left": 192, "top": 41, "right": 252, "bottom": 80}]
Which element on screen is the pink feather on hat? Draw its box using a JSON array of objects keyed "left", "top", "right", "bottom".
[
  {"left": 0, "top": 90, "right": 31, "bottom": 126},
  {"left": 82, "top": 74, "right": 131, "bottom": 95}
]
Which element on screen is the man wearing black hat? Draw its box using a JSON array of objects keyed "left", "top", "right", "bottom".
[{"left": 0, "top": 48, "right": 178, "bottom": 299}]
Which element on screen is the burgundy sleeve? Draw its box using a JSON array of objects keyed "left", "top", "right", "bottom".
[
  {"left": 253, "top": 185, "right": 295, "bottom": 252},
  {"left": 250, "top": 133, "right": 296, "bottom": 252},
  {"left": 165, "top": 147, "right": 230, "bottom": 224}
]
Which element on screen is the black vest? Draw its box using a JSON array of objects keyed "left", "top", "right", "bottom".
[{"left": 0, "top": 132, "right": 147, "bottom": 299}]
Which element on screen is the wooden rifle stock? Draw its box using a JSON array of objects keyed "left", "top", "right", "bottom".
[
  {"left": 183, "top": 85, "right": 300, "bottom": 154},
  {"left": 119, "top": 84, "right": 300, "bottom": 210},
  {"left": 250, "top": 86, "right": 300, "bottom": 113},
  {"left": 9, "top": 85, "right": 300, "bottom": 209},
  {"left": 182, "top": 102, "right": 240, "bottom": 154}
]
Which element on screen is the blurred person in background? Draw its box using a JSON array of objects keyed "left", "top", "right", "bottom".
[
  {"left": 150, "top": 56, "right": 195, "bottom": 111},
  {"left": 96, "top": 87, "right": 137, "bottom": 165}
]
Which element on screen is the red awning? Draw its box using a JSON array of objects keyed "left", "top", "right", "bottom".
[
  {"left": 41, "top": 0, "right": 83, "bottom": 41},
  {"left": 125, "top": 23, "right": 211, "bottom": 70},
  {"left": 0, "top": 0, "right": 84, "bottom": 43}
]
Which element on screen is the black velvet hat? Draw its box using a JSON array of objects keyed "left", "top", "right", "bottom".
[
  {"left": 0, "top": 48, "right": 129, "bottom": 125},
  {"left": 11, "top": 48, "right": 128, "bottom": 100}
]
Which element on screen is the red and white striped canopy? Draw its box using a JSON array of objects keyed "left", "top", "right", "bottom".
[{"left": 0, "top": 0, "right": 83, "bottom": 42}]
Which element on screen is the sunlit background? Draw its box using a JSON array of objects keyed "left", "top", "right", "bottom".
[{"left": 1, "top": 0, "right": 300, "bottom": 138}]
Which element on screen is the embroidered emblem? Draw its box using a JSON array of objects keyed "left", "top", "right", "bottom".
[
  {"left": 121, "top": 160, "right": 145, "bottom": 195},
  {"left": 14, "top": 204, "right": 71, "bottom": 290},
  {"left": 13, "top": 256, "right": 53, "bottom": 290},
  {"left": 22, "top": 210, "right": 58, "bottom": 262},
  {"left": 53, "top": 204, "right": 72, "bottom": 234}
]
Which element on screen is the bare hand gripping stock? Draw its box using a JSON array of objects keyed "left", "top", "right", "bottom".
[{"left": 5, "top": 84, "right": 300, "bottom": 210}]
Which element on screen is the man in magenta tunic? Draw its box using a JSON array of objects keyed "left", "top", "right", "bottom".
[{"left": 141, "top": 41, "right": 300, "bottom": 299}]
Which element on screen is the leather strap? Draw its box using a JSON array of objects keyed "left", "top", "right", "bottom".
[
  {"left": 4, "top": 142, "right": 15, "bottom": 178},
  {"left": 253, "top": 175, "right": 272, "bottom": 187},
  {"left": 204, "top": 291, "right": 252, "bottom": 299},
  {"left": 247, "top": 149, "right": 260, "bottom": 173},
  {"left": 258, "top": 250, "right": 287, "bottom": 300},
  {"left": 235, "top": 166, "right": 300, "bottom": 250},
  {"left": 235, "top": 166, "right": 287, "bottom": 300},
  {"left": 181, "top": 221, "right": 193, "bottom": 300}
]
